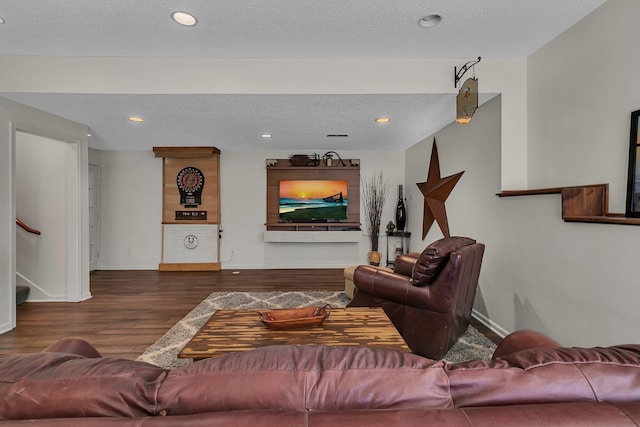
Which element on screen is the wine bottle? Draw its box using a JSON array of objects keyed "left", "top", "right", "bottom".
[{"left": 395, "top": 185, "right": 406, "bottom": 231}]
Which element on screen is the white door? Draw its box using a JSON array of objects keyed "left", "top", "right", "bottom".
[{"left": 89, "top": 164, "right": 100, "bottom": 271}]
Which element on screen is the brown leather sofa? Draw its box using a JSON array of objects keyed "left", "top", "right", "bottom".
[
  {"left": 348, "top": 236, "right": 485, "bottom": 359},
  {"left": 2, "top": 330, "right": 640, "bottom": 426}
]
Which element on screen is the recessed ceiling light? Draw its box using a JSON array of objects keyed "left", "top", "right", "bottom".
[
  {"left": 375, "top": 117, "right": 391, "bottom": 123},
  {"left": 261, "top": 134, "right": 273, "bottom": 139},
  {"left": 128, "top": 116, "right": 144, "bottom": 123},
  {"left": 172, "top": 11, "right": 197, "bottom": 26},
  {"left": 0, "top": 17, "right": 5, "bottom": 25},
  {"left": 418, "top": 14, "right": 442, "bottom": 28}
]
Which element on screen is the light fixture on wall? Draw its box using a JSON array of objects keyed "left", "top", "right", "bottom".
[{"left": 454, "top": 57, "right": 481, "bottom": 124}]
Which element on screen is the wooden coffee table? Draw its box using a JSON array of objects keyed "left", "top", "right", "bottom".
[{"left": 178, "top": 307, "right": 410, "bottom": 360}]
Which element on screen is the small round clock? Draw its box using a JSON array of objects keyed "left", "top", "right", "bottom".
[{"left": 184, "top": 234, "right": 199, "bottom": 249}]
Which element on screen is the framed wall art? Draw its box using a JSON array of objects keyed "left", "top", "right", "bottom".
[{"left": 626, "top": 110, "right": 640, "bottom": 217}]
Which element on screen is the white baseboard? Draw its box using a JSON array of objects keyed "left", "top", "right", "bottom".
[
  {"left": 26, "top": 296, "right": 67, "bottom": 302},
  {"left": 0, "top": 321, "right": 13, "bottom": 335},
  {"left": 97, "top": 265, "right": 158, "bottom": 270},
  {"left": 472, "top": 309, "right": 510, "bottom": 339},
  {"left": 222, "top": 264, "right": 354, "bottom": 270}
]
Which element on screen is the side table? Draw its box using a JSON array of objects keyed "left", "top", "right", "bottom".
[{"left": 386, "top": 231, "right": 411, "bottom": 267}]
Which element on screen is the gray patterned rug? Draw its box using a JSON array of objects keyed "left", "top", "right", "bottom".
[{"left": 137, "top": 291, "right": 496, "bottom": 369}]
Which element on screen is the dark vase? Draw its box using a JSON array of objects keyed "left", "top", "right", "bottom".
[{"left": 395, "top": 185, "right": 406, "bottom": 231}]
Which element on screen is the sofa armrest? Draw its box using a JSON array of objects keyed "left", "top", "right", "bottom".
[
  {"left": 43, "top": 338, "right": 103, "bottom": 358},
  {"left": 492, "top": 330, "right": 562, "bottom": 359},
  {"left": 394, "top": 252, "right": 420, "bottom": 276},
  {"left": 353, "top": 265, "right": 413, "bottom": 305}
]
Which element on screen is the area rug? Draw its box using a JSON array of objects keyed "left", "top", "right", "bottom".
[{"left": 137, "top": 291, "right": 496, "bottom": 369}]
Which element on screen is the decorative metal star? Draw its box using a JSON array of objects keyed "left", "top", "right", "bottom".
[{"left": 416, "top": 138, "right": 464, "bottom": 239}]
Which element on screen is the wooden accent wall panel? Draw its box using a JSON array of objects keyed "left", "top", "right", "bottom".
[
  {"left": 153, "top": 146, "right": 221, "bottom": 271},
  {"left": 265, "top": 158, "right": 360, "bottom": 231},
  {"left": 162, "top": 156, "right": 220, "bottom": 224}
]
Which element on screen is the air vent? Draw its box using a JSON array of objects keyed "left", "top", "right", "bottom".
[{"left": 326, "top": 134, "right": 349, "bottom": 138}]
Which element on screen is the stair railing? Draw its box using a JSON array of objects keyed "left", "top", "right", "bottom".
[{"left": 16, "top": 218, "right": 41, "bottom": 235}]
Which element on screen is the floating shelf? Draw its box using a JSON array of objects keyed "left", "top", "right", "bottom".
[
  {"left": 264, "top": 230, "right": 362, "bottom": 243},
  {"left": 497, "top": 183, "right": 640, "bottom": 225}
]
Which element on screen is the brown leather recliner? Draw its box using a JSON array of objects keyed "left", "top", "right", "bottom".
[{"left": 348, "top": 236, "right": 485, "bottom": 359}]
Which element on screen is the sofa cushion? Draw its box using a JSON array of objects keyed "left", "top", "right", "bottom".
[
  {"left": 411, "top": 237, "right": 476, "bottom": 287},
  {"left": 0, "top": 352, "right": 167, "bottom": 420}
]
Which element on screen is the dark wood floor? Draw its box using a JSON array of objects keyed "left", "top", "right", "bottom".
[{"left": 0, "top": 269, "right": 500, "bottom": 359}]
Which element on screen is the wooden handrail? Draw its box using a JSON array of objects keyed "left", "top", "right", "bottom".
[{"left": 16, "top": 218, "right": 41, "bottom": 235}]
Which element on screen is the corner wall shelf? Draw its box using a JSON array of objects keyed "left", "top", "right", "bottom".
[{"left": 497, "top": 183, "right": 640, "bottom": 226}]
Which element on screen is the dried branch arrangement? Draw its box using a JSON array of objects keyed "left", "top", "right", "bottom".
[{"left": 361, "top": 171, "right": 391, "bottom": 252}]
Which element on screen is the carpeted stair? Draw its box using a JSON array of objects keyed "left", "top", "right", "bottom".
[{"left": 16, "top": 285, "right": 30, "bottom": 305}]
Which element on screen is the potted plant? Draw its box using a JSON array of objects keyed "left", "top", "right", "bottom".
[{"left": 361, "top": 171, "right": 391, "bottom": 265}]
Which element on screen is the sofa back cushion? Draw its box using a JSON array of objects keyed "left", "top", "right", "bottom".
[
  {"left": 0, "top": 352, "right": 167, "bottom": 420},
  {"left": 446, "top": 344, "right": 640, "bottom": 407},
  {"left": 411, "top": 236, "right": 476, "bottom": 287},
  {"left": 157, "top": 345, "right": 452, "bottom": 415}
]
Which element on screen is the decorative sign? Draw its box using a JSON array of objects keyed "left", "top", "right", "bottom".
[
  {"left": 177, "top": 166, "right": 205, "bottom": 207},
  {"left": 175, "top": 211, "right": 207, "bottom": 220},
  {"left": 456, "top": 77, "right": 478, "bottom": 124}
]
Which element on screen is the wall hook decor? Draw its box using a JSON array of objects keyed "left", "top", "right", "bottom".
[{"left": 454, "top": 56, "right": 481, "bottom": 88}]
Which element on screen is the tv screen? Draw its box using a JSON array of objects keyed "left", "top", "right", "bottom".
[{"left": 279, "top": 179, "right": 348, "bottom": 221}]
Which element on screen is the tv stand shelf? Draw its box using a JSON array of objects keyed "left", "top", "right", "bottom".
[
  {"left": 264, "top": 227, "right": 362, "bottom": 243},
  {"left": 266, "top": 222, "right": 361, "bottom": 231}
]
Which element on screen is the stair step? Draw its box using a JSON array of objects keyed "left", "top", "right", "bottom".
[{"left": 16, "top": 285, "right": 30, "bottom": 305}]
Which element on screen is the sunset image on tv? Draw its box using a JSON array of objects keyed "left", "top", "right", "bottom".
[{"left": 279, "top": 180, "right": 348, "bottom": 221}]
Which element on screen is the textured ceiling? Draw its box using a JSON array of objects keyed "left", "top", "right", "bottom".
[{"left": 0, "top": 0, "right": 607, "bottom": 151}]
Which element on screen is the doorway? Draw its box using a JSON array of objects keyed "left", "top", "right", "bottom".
[{"left": 14, "top": 130, "right": 88, "bottom": 302}]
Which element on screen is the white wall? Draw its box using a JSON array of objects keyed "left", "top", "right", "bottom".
[
  {"left": 527, "top": 0, "right": 639, "bottom": 212},
  {"left": 0, "top": 56, "right": 529, "bottom": 188},
  {"left": 96, "top": 149, "right": 404, "bottom": 269},
  {"left": 98, "top": 150, "right": 162, "bottom": 269},
  {"left": 520, "top": 0, "right": 640, "bottom": 345},
  {"left": 0, "top": 102, "right": 16, "bottom": 333},
  {"left": 406, "top": 96, "right": 508, "bottom": 334},
  {"left": 405, "top": 0, "right": 640, "bottom": 347},
  {"left": 223, "top": 150, "right": 405, "bottom": 268}
]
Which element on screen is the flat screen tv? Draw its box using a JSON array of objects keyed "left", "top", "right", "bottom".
[{"left": 279, "top": 179, "right": 348, "bottom": 222}]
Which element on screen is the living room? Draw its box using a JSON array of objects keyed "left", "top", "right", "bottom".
[{"left": 1, "top": 0, "right": 638, "bottom": 356}]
